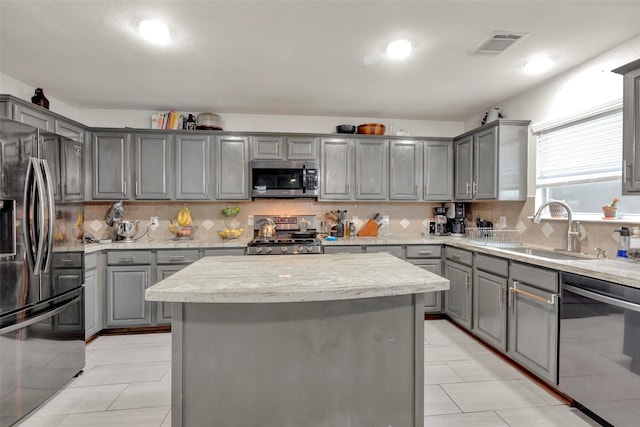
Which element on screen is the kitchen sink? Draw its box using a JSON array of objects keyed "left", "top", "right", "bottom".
[{"left": 502, "top": 247, "right": 595, "bottom": 261}]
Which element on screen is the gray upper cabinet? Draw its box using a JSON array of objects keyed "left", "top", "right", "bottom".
[
  {"left": 92, "top": 132, "right": 131, "bottom": 200},
  {"left": 454, "top": 120, "right": 529, "bottom": 201},
  {"left": 55, "top": 120, "right": 85, "bottom": 143},
  {"left": 134, "top": 133, "right": 172, "bottom": 199},
  {"left": 175, "top": 134, "right": 211, "bottom": 200},
  {"left": 11, "top": 102, "right": 54, "bottom": 131},
  {"left": 40, "top": 134, "right": 62, "bottom": 200},
  {"left": 215, "top": 135, "right": 249, "bottom": 200},
  {"left": 390, "top": 139, "right": 421, "bottom": 200},
  {"left": 320, "top": 138, "right": 352, "bottom": 200},
  {"left": 424, "top": 139, "right": 453, "bottom": 201},
  {"left": 355, "top": 139, "right": 388, "bottom": 200},
  {"left": 613, "top": 59, "right": 640, "bottom": 193},
  {"left": 251, "top": 135, "right": 317, "bottom": 160},
  {"left": 60, "top": 138, "right": 84, "bottom": 201}
]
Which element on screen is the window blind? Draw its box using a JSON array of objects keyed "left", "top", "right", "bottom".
[{"left": 536, "top": 110, "right": 622, "bottom": 188}]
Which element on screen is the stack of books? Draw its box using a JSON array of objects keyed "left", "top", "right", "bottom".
[{"left": 151, "top": 111, "right": 187, "bottom": 130}]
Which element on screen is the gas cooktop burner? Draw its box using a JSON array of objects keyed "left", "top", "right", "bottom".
[{"left": 247, "top": 214, "right": 322, "bottom": 255}]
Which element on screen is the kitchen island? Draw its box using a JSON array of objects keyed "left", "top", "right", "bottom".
[{"left": 145, "top": 253, "right": 449, "bottom": 427}]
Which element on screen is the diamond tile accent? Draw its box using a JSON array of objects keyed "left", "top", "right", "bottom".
[
  {"left": 88, "top": 220, "right": 103, "bottom": 233},
  {"left": 516, "top": 221, "right": 527, "bottom": 231},
  {"left": 611, "top": 232, "right": 620, "bottom": 243},
  {"left": 399, "top": 218, "right": 410, "bottom": 229},
  {"left": 201, "top": 219, "right": 213, "bottom": 230},
  {"left": 541, "top": 222, "right": 554, "bottom": 238}
]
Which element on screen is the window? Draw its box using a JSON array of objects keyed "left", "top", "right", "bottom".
[{"left": 534, "top": 103, "right": 640, "bottom": 217}]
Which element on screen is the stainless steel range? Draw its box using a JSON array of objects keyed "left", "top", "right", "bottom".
[{"left": 247, "top": 215, "right": 322, "bottom": 255}]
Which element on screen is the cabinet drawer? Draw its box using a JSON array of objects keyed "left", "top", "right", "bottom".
[
  {"left": 52, "top": 252, "right": 83, "bottom": 268},
  {"left": 364, "top": 245, "right": 403, "bottom": 258},
  {"left": 323, "top": 246, "right": 362, "bottom": 254},
  {"left": 107, "top": 251, "right": 152, "bottom": 265},
  {"left": 475, "top": 253, "right": 508, "bottom": 277},
  {"left": 157, "top": 249, "right": 199, "bottom": 264},
  {"left": 510, "top": 262, "right": 558, "bottom": 292},
  {"left": 445, "top": 247, "right": 472, "bottom": 266},
  {"left": 406, "top": 245, "right": 441, "bottom": 259}
]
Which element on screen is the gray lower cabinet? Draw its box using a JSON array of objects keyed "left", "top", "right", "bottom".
[
  {"left": 406, "top": 245, "right": 443, "bottom": 313},
  {"left": 355, "top": 139, "right": 388, "bottom": 200},
  {"left": 364, "top": 244, "right": 403, "bottom": 257},
  {"left": 175, "top": 134, "right": 211, "bottom": 200},
  {"left": 424, "top": 139, "right": 453, "bottom": 201},
  {"left": 613, "top": 59, "right": 640, "bottom": 193},
  {"left": 507, "top": 262, "right": 559, "bottom": 384},
  {"left": 134, "top": 133, "right": 172, "bottom": 199},
  {"left": 105, "top": 251, "right": 153, "bottom": 328},
  {"left": 51, "top": 252, "right": 84, "bottom": 332},
  {"left": 215, "top": 136, "right": 249, "bottom": 199},
  {"left": 389, "top": 140, "right": 421, "bottom": 200},
  {"left": 472, "top": 253, "right": 508, "bottom": 350},
  {"left": 155, "top": 249, "right": 201, "bottom": 324},
  {"left": 84, "top": 252, "right": 104, "bottom": 339},
  {"left": 92, "top": 132, "right": 131, "bottom": 200},
  {"left": 443, "top": 247, "right": 473, "bottom": 328},
  {"left": 323, "top": 245, "right": 362, "bottom": 254},
  {"left": 320, "top": 138, "right": 352, "bottom": 200}
]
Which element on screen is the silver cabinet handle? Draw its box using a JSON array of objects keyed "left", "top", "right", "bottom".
[
  {"left": 119, "top": 257, "right": 135, "bottom": 263},
  {"left": 465, "top": 182, "right": 471, "bottom": 195},
  {"left": 510, "top": 281, "right": 558, "bottom": 305},
  {"left": 472, "top": 182, "right": 478, "bottom": 195},
  {"left": 418, "top": 251, "right": 432, "bottom": 255},
  {"left": 168, "top": 256, "right": 185, "bottom": 262}
]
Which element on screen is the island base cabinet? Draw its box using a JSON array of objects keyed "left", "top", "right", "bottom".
[
  {"left": 507, "top": 280, "right": 559, "bottom": 384},
  {"left": 171, "top": 294, "right": 425, "bottom": 427}
]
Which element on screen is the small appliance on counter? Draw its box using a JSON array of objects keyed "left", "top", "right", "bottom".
[
  {"left": 105, "top": 200, "right": 126, "bottom": 241},
  {"left": 430, "top": 205, "right": 450, "bottom": 236},
  {"left": 450, "top": 203, "right": 466, "bottom": 236}
]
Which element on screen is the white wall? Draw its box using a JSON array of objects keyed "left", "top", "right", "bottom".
[{"left": 463, "top": 35, "right": 640, "bottom": 196}]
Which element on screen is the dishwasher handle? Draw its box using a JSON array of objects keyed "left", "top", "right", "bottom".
[{"left": 563, "top": 284, "right": 640, "bottom": 313}]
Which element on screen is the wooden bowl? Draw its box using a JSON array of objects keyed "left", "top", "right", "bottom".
[{"left": 357, "top": 123, "right": 386, "bottom": 135}]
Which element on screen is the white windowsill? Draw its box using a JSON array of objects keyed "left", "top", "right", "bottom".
[{"left": 527, "top": 214, "right": 640, "bottom": 225}]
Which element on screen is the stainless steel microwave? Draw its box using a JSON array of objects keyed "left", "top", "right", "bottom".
[{"left": 250, "top": 160, "right": 319, "bottom": 198}]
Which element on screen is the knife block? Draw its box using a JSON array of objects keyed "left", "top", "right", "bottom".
[{"left": 357, "top": 219, "right": 379, "bottom": 236}]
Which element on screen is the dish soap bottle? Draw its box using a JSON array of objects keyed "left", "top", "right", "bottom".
[{"left": 615, "top": 227, "right": 630, "bottom": 258}]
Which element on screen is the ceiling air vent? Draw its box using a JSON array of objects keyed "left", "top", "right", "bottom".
[{"left": 471, "top": 31, "right": 529, "bottom": 54}]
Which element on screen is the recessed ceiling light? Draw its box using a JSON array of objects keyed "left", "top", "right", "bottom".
[
  {"left": 523, "top": 56, "right": 554, "bottom": 74},
  {"left": 138, "top": 19, "right": 171, "bottom": 45},
  {"left": 386, "top": 39, "right": 413, "bottom": 60}
]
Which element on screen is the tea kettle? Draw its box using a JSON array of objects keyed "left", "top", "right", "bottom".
[{"left": 257, "top": 218, "right": 276, "bottom": 238}]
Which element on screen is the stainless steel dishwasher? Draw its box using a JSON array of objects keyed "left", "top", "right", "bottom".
[{"left": 560, "top": 272, "right": 640, "bottom": 427}]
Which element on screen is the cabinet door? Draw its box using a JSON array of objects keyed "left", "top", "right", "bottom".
[
  {"left": 508, "top": 280, "right": 559, "bottom": 384},
  {"left": 444, "top": 260, "right": 472, "bottom": 328},
  {"left": 621, "top": 65, "right": 640, "bottom": 193},
  {"left": 216, "top": 136, "right": 249, "bottom": 199},
  {"left": 92, "top": 132, "right": 130, "bottom": 199},
  {"left": 52, "top": 269, "right": 84, "bottom": 331},
  {"left": 287, "top": 137, "right": 317, "bottom": 160},
  {"left": 84, "top": 268, "right": 99, "bottom": 339},
  {"left": 355, "top": 139, "right": 387, "bottom": 200},
  {"left": 55, "top": 120, "right": 84, "bottom": 143},
  {"left": 155, "top": 265, "right": 189, "bottom": 324},
  {"left": 390, "top": 140, "right": 421, "bottom": 200},
  {"left": 176, "top": 135, "right": 211, "bottom": 200},
  {"left": 473, "top": 270, "right": 507, "bottom": 350},
  {"left": 320, "top": 138, "right": 352, "bottom": 200},
  {"left": 424, "top": 140, "right": 453, "bottom": 201},
  {"left": 414, "top": 260, "right": 442, "bottom": 313},
  {"left": 134, "top": 134, "right": 171, "bottom": 199},
  {"left": 40, "top": 134, "right": 61, "bottom": 201},
  {"left": 106, "top": 266, "right": 151, "bottom": 327},
  {"left": 454, "top": 136, "right": 473, "bottom": 200},
  {"left": 473, "top": 127, "right": 498, "bottom": 199},
  {"left": 60, "top": 138, "right": 83, "bottom": 201},
  {"left": 251, "top": 136, "right": 284, "bottom": 159},
  {"left": 12, "top": 103, "right": 53, "bottom": 131}
]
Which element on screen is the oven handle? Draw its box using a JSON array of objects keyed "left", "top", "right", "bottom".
[
  {"left": 563, "top": 284, "right": 640, "bottom": 313},
  {"left": 0, "top": 295, "right": 80, "bottom": 335}
]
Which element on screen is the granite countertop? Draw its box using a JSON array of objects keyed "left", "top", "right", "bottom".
[
  {"left": 56, "top": 234, "right": 640, "bottom": 290},
  {"left": 145, "top": 252, "right": 450, "bottom": 303}
]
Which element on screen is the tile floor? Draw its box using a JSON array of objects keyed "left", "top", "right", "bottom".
[{"left": 19, "top": 320, "right": 600, "bottom": 427}]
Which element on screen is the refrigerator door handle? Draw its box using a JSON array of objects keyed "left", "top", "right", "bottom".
[
  {"left": 22, "top": 158, "right": 38, "bottom": 274},
  {"left": 39, "top": 157, "right": 55, "bottom": 274}
]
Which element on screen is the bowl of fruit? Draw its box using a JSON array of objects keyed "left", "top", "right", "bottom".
[
  {"left": 169, "top": 206, "right": 197, "bottom": 239},
  {"left": 222, "top": 206, "right": 241, "bottom": 217},
  {"left": 217, "top": 228, "right": 244, "bottom": 240}
]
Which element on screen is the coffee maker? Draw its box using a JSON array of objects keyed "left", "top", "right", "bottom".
[
  {"left": 450, "top": 203, "right": 466, "bottom": 236},
  {"left": 431, "top": 205, "right": 450, "bottom": 236}
]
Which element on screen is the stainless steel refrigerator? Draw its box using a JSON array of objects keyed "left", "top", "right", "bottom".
[{"left": 0, "top": 118, "right": 85, "bottom": 427}]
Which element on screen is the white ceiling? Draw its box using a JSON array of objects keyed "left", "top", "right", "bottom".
[{"left": 1, "top": 0, "right": 640, "bottom": 121}]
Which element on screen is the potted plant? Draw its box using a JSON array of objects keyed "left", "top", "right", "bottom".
[{"left": 603, "top": 197, "right": 620, "bottom": 218}]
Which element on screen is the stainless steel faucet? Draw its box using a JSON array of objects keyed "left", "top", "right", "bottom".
[{"left": 532, "top": 200, "right": 582, "bottom": 252}]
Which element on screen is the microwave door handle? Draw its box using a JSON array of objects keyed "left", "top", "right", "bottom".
[
  {"left": 39, "top": 158, "right": 55, "bottom": 274},
  {"left": 302, "top": 165, "right": 307, "bottom": 193}
]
